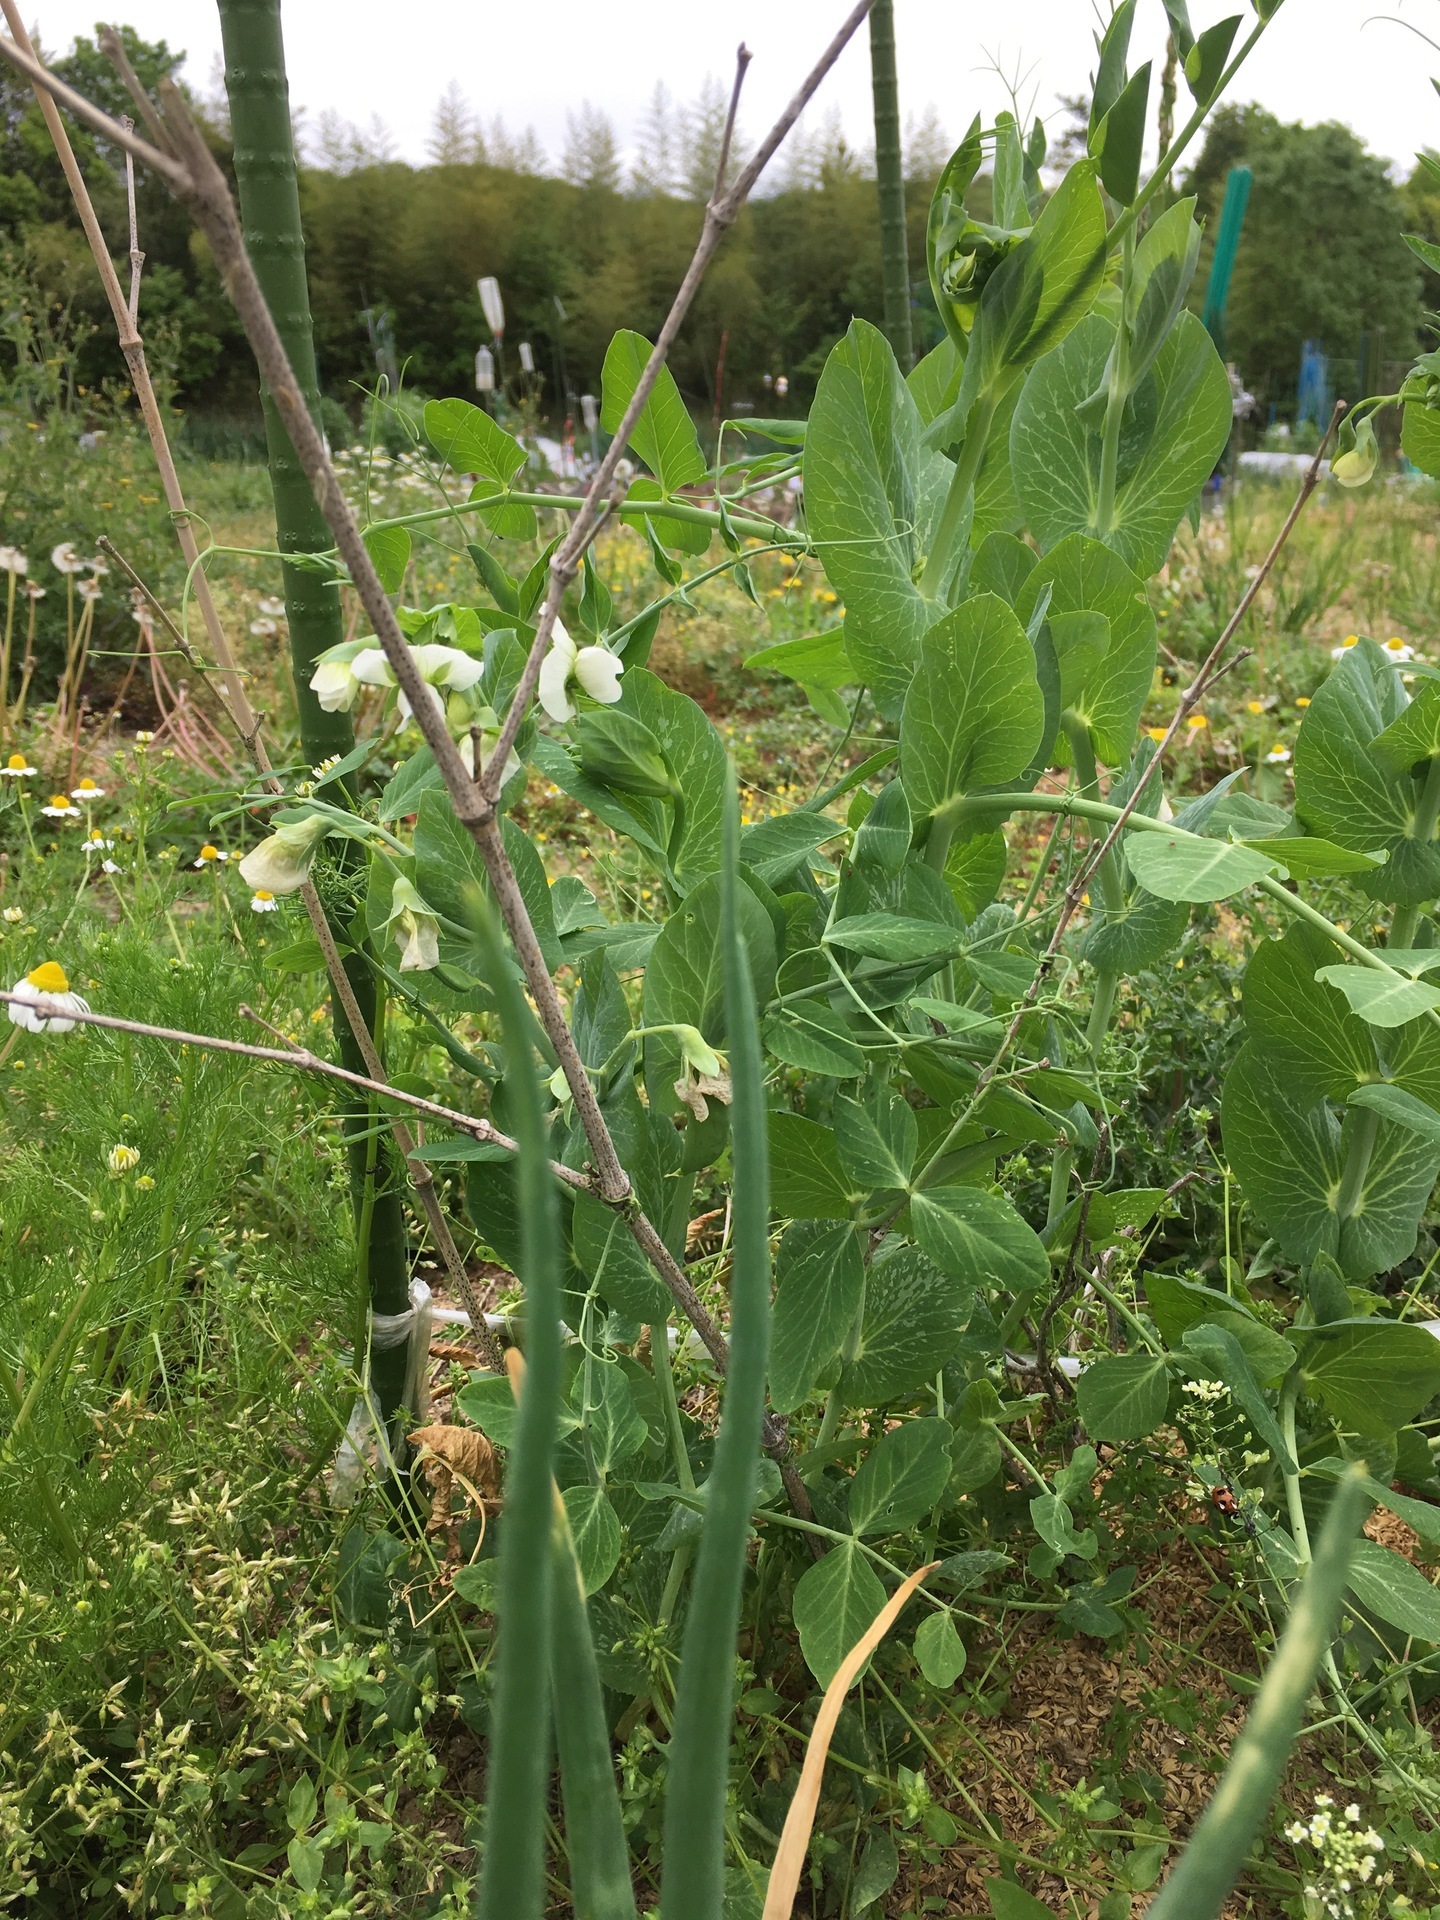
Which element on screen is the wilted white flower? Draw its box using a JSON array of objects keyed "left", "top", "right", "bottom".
[
  {"left": 537, "top": 617, "right": 624, "bottom": 722},
  {"left": 249, "top": 618, "right": 277, "bottom": 638},
  {"left": 106, "top": 1143, "right": 140, "bottom": 1176},
  {"left": 77, "top": 577, "right": 102, "bottom": 604},
  {"left": 237, "top": 813, "right": 331, "bottom": 896},
  {"left": 50, "top": 542, "right": 86, "bottom": 576},
  {"left": 7, "top": 960, "right": 89, "bottom": 1033},
  {"left": 0, "top": 752, "right": 36, "bottom": 779},
  {"left": 2, "top": 907, "right": 22, "bottom": 924},
  {"left": 0, "top": 547, "right": 27, "bottom": 575},
  {"left": 671, "top": 1024, "right": 732, "bottom": 1122},
  {"left": 82, "top": 832, "right": 114, "bottom": 855}
]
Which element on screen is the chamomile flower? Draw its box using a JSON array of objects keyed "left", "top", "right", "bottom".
[
  {"left": 82, "top": 831, "right": 114, "bottom": 855},
  {"left": 2, "top": 908, "right": 22, "bottom": 924},
  {"left": 0, "top": 753, "right": 36, "bottom": 778},
  {"left": 70, "top": 778, "right": 104, "bottom": 801},
  {"left": 1265, "top": 743, "right": 1292, "bottom": 765},
  {"left": 1331, "top": 635, "right": 1360, "bottom": 659},
  {"left": 1382, "top": 636, "right": 1416, "bottom": 662},
  {"left": 7, "top": 960, "right": 89, "bottom": 1032},
  {"left": 41, "top": 793, "right": 79, "bottom": 819},
  {"left": 537, "top": 617, "right": 624, "bottom": 722},
  {"left": 133, "top": 730, "right": 155, "bottom": 746},
  {"left": 193, "top": 844, "right": 228, "bottom": 867},
  {"left": 106, "top": 1143, "right": 140, "bottom": 1176},
  {"left": 249, "top": 889, "right": 278, "bottom": 913}
]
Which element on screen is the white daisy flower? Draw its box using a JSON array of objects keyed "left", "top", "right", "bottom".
[
  {"left": 70, "top": 778, "right": 105, "bottom": 801},
  {"left": 237, "top": 813, "right": 331, "bottom": 896},
  {"left": 7, "top": 960, "right": 90, "bottom": 1033},
  {"left": 41, "top": 793, "right": 80, "bottom": 819},
  {"left": 193, "top": 844, "right": 228, "bottom": 867},
  {"left": 537, "top": 617, "right": 624, "bottom": 722},
  {"left": 249, "top": 889, "right": 278, "bottom": 913},
  {"left": 0, "top": 753, "right": 36, "bottom": 779},
  {"left": 1382, "top": 636, "right": 1416, "bottom": 662},
  {"left": 107, "top": 1143, "right": 140, "bottom": 1176},
  {"left": 1265, "top": 743, "right": 1292, "bottom": 765}
]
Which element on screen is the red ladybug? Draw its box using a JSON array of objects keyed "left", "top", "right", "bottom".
[{"left": 1210, "top": 1484, "right": 1241, "bottom": 1517}]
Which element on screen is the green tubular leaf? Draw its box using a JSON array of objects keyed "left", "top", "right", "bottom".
[
  {"left": 600, "top": 329, "right": 707, "bottom": 495},
  {"left": 660, "top": 770, "right": 771, "bottom": 1920},
  {"left": 549, "top": 1516, "right": 640, "bottom": 1920},
  {"left": 471, "top": 898, "right": 564, "bottom": 1920},
  {"left": 1143, "top": 1469, "right": 1371, "bottom": 1920}
]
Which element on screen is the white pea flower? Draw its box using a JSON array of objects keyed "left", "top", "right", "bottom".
[
  {"left": 537, "top": 617, "right": 624, "bottom": 722},
  {"left": 671, "top": 1024, "right": 732, "bottom": 1122},
  {"left": 7, "top": 960, "right": 89, "bottom": 1033},
  {"left": 309, "top": 637, "right": 380, "bottom": 713},
  {"left": 237, "top": 813, "right": 332, "bottom": 896},
  {"left": 383, "top": 875, "right": 440, "bottom": 973}
]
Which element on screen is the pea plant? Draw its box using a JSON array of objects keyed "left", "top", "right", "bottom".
[{"left": 6, "top": 0, "right": 1440, "bottom": 1913}]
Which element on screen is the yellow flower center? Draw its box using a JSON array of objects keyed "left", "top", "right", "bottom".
[
  {"left": 1385, "top": 638, "right": 1406, "bottom": 652},
  {"left": 253, "top": 890, "right": 274, "bottom": 902},
  {"left": 49, "top": 794, "right": 70, "bottom": 809},
  {"left": 199, "top": 844, "right": 219, "bottom": 860},
  {"left": 1185, "top": 715, "right": 1207, "bottom": 730},
  {"left": 75, "top": 779, "right": 98, "bottom": 792},
  {"left": 26, "top": 961, "right": 69, "bottom": 993},
  {"left": 6, "top": 752, "right": 26, "bottom": 770}
]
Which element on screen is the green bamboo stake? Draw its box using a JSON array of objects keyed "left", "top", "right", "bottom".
[
  {"left": 217, "top": 0, "right": 411, "bottom": 1419},
  {"left": 660, "top": 769, "right": 771, "bottom": 1920},
  {"left": 473, "top": 901, "right": 564, "bottom": 1920},
  {"left": 1144, "top": 1466, "right": 1371, "bottom": 1920},
  {"left": 869, "top": 0, "right": 913, "bottom": 370}
]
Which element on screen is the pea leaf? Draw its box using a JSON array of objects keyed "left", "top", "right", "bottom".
[
  {"left": 840, "top": 1244, "right": 972, "bottom": 1405},
  {"left": 1348, "top": 1081, "right": 1440, "bottom": 1147},
  {"left": 770, "top": 1221, "right": 864, "bottom": 1414},
  {"left": 899, "top": 594, "right": 1047, "bottom": 822},
  {"left": 793, "top": 1538, "right": 889, "bottom": 1685},
  {"left": 1302, "top": 1320, "right": 1440, "bottom": 1436},
  {"left": 599, "top": 329, "right": 706, "bottom": 494},
  {"left": 914, "top": 1610, "right": 967, "bottom": 1686},
  {"left": 1243, "top": 927, "right": 1378, "bottom": 1104},
  {"left": 1124, "top": 829, "right": 1280, "bottom": 902},
  {"left": 1314, "top": 964, "right": 1440, "bottom": 1029},
  {"left": 1016, "top": 534, "right": 1159, "bottom": 765},
  {"left": 1011, "top": 311, "right": 1232, "bottom": 579},
  {"left": 848, "top": 1419, "right": 953, "bottom": 1536},
  {"left": 768, "top": 1113, "right": 867, "bottom": 1222},
  {"left": 363, "top": 523, "right": 410, "bottom": 594},
  {"left": 834, "top": 1090, "right": 918, "bottom": 1192},
  {"left": 423, "top": 397, "right": 526, "bottom": 482},
  {"left": 560, "top": 1485, "right": 622, "bottom": 1595},
  {"left": 1076, "top": 1353, "right": 1171, "bottom": 1442},
  {"left": 911, "top": 1187, "right": 1050, "bottom": 1292},
  {"left": 804, "top": 318, "right": 957, "bottom": 718},
  {"left": 1346, "top": 1538, "right": 1440, "bottom": 1643}
]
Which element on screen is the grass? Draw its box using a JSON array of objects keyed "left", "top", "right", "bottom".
[{"left": 5, "top": 419, "right": 1440, "bottom": 1916}]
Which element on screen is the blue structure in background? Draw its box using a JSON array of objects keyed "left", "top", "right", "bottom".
[
  {"left": 1200, "top": 165, "right": 1252, "bottom": 360},
  {"left": 1297, "top": 339, "right": 1331, "bottom": 430}
]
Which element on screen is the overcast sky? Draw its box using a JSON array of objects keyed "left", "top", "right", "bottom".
[{"left": 20, "top": 1, "right": 1440, "bottom": 178}]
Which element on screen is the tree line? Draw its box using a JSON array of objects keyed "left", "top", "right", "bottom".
[{"left": 0, "top": 26, "right": 1427, "bottom": 433}]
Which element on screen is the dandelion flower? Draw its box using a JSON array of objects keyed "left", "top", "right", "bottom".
[
  {"left": 70, "top": 778, "right": 104, "bottom": 801},
  {"left": 1144, "top": 725, "right": 1168, "bottom": 743},
  {"left": 7, "top": 960, "right": 89, "bottom": 1033},
  {"left": 106, "top": 1143, "right": 140, "bottom": 1176},
  {"left": 257, "top": 595, "right": 285, "bottom": 618},
  {"left": 41, "top": 793, "right": 80, "bottom": 819},
  {"left": 1296, "top": 696, "right": 1311, "bottom": 708},
  {"left": 1265, "top": 743, "right": 1292, "bottom": 765},
  {"left": 0, "top": 547, "right": 27, "bottom": 575},
  {"left": 1185, "top": 714, "right": 1208, "bottom": 732},
  {"left": 249, "top": 889, "right": 278, "bottom": 913},
  {"left": 77, "top": 578, "right": 102, "bottom": 604},
  {"left": 1245, "top": 699, "right": 1264, "bottom": 714},
  {"left": 537, "top": 618, "right": 624, "bottom": 722},
  {"left": 50, "top": 542, "right": 86, "bottom": 576},
  {"left": 24, "top": 581, "right": 44, "bottom": 601},
  {"left": 0, "top": 752, "right": 36, "bottom": 778}
]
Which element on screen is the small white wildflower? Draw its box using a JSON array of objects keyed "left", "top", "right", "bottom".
[
  {"left": 7, "top": 960, "right": 89, "bottom": 1033},
  {"left": 107, "top": 1143, "right": 140, "bottom": 1176},
  {"left": 249, "top": 889, "right": 279, "bottom": 913},
  {"left": 0, "top": 752, "right": 36, "bottom": 779}
]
